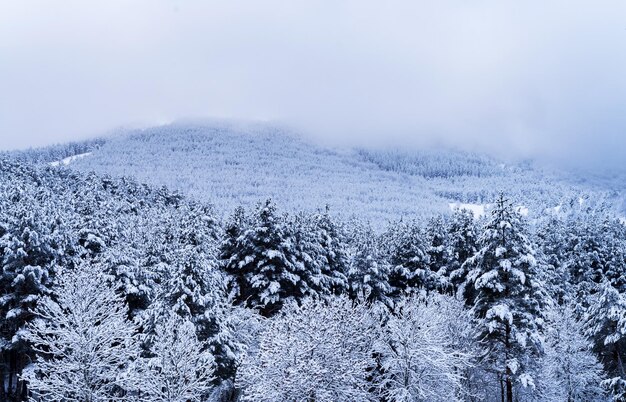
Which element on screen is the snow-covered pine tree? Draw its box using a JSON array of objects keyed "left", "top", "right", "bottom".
[
  {"left": 157, "top": 247, "right": 230, "bottom": 372},
  {"left": 219, "top": 206, "right": 248, "bottom": 279},
  {"left": 0, "top": 202, "right": 66, "bottom": 399},
  {"left": 447, "top": 208, "right": 479, "bottom": 300},
  {"left": 584, "top": 281, "right": 626, "bottom": 400},
  {"left": 386, "top": 222, "right": 431, "bottom": 298},
  {"left": 425, "top": 215, "right": 451, "bottom": 292},
  {"left": 563, "top": 211, "right": 626, "bottom": 307},
  {"left": 221, "top": 199, "right": 305, "bottom": 316},
  {"left": 98, "top": 206, "right": 173, "bottom": 325},
  {"left": 534, "top": 215, "right": 571, "bottom": 305},
  {"left": 593, "top": 218, "right": 626, "bottom": 293},
  {"left": 139, "top": 204, "right": 235, "bottom": 382},
  {"left": 346, "top": 222, "right": 391, "bottom": 304},
  {"left": 20, "top": 263, "right": 142, "bottom": 401},
  {"left": 160, "top": 233, "right": 220, "bottom": 339},
  {"left": 463, "top": 194, "right": 549, "bottom": 402},
  {"left": 302, "top": 208, "right": 349, "bottom": 297}
]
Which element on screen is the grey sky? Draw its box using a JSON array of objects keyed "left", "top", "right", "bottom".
[{"left": 1, "top": 1, "right": 625, "bottom": 168}]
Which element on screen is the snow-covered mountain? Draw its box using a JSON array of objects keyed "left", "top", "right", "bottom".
[{"left": 50, "top": 121, "right": 615, "bottom": 226}]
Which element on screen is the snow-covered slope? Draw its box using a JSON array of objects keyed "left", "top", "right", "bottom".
[
  {"left": 66, "top": 122, "right": 614, "bottom": 226},
  {"left": 50, "top": 152, "right": 92, "bottom": 167}
]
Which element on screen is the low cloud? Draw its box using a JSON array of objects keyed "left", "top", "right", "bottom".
[{"left": 1, "top": 0, "right": 625, "bottom": 169}]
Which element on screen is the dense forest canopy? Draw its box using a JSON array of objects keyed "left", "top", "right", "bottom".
[{"left": 1, "top": 127, "right": 626, "bottom": 401}]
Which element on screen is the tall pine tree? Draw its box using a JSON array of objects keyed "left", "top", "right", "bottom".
[
  {"left": 463, "top": 194, "right": 548, "bottom": 402},
  {"left": 220, "top": 200, "right": 305, "bottom": 316},
  {"left": 447, "top": 208, "right": 479, "bottom": 300}
]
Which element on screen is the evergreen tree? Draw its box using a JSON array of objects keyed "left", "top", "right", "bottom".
[
  {"left": 463, "top": 194, "right": 548, "bottom": 402},
  {"left": 221, "top": 200, "right": 305, "bottom": 316},
  {"left": 425, "top": 215, "right": 451, "bottom": 292},
  {"left": 301, "top": 209, "right": 349, "bottom": 296},
  {"left": 584, "top": 281, "right": 626, "bottom": 400},
  {"left": 151, "top": 247, "right": 236, "bottom": 379},
  {"left": 566, "top": 215, "right": 606, "bottom": 305},
  {"left": 346, "top": 222, "right": 391, "bottom": 304},
  {"left": 0, "top": 203, "right": 68, "bottom": 399},
  {"left": 534, "top": 215, "right": 571, "bottom": 305},
  {"left": 386, "top": 222, "right": 431, "bottom": 297},
  {"left": 447, "top": 209, "right": 479, "bottom": 300},
  {"left": 219, "top": 206, "right": 248, "bottom": 278}
]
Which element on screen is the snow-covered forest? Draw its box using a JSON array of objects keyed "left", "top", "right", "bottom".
[
  {"left": 62, "top": 123, "right": 625, "bottom": 227},
  {"left": 1, "top": 132, "right": 626, "bottom": 401},
  {"left": 4, "top": 0, "right": 626, "bottom": 398}
]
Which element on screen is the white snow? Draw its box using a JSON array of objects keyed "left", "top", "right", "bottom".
[
  {"left": 448, "top": 203, "right": 486, "bottom": 219},
  {"left": 507, "top": 358, "right": 520, "bottom": 375},
  {"left": 620, "top": 217, "right": 626, "bottom": 226},
  {"left": 516, "top": 205, "right": 529, "bottom": 216},
  {"left": 487, "top": 304, "right": 513, "bottom": 325},
  {"left": 449, "top": 202, "right": 529, "bottom": 218},
  {"left": 50, "top": 152, "right": 92, "bottom": 167}
]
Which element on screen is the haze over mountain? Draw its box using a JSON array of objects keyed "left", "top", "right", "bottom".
[
  {"left": 2, "top": 1, "right": 626, "bottom": 171},
  {"left": 20, "top": 121, "right": 615, "bottom": 227}
]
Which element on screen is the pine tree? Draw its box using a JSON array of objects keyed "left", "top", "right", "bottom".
[
  {"left": 143, "top": 208, "right": 232, "bottom": 381},
  {"left": 0, "top": 203, "right": 66, "bottom": 398},
  {"left": 153, "top": 248, "right": 235, "bottom": 381},
  {"left": 566, "top": 216, "right": 606, "bottom": 305},
  {"left": 301, "top": 209, "right": 349, "bottom": 296},
  {"left": 219, "top": 206, "right": 248, "bottom": 278},
  {"left": 584, "top": 281, "right": 626, "bottom": 400},
  {"left": 221, "top": 200, "right": 305, "bottom": 316},
  {"left": 534, "top": 215, "right": 571, "bottom": 305},
  {"left": 463, "top": 194, "right": 548, "bottom": 402},
  {"left": 346, "top": 222, "right": 391, "bottom": 304},
  {"left": 447, "top": 209, "right": 479, "bottom": 300},
  {"left": 425, "top": 215, "right": 451, "bottom": 292},
  {"left": 386, "top": 222, "right": 431, "bottom": 298}
]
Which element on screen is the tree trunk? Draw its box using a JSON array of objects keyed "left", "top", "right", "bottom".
[
  {"left": 7, "top": 352, "right": 14, "bottom": 399},
  {"left": 506, "top": 372, "right": 513, "bottom": 402},
  {"left": 616, "top": 344, "right": 625, "bottom": 378},
  {"left": 499, "top": 374, "right": 505, "bottom": 402},
  {"left": 0, "top": 355, "right": 6, "bottom": 400},
  {"left": 505, "top": 322, "right": 513, "bottom": 402}
]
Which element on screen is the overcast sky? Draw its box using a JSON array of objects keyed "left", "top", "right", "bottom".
[{"left": 1, "top": 1, "right": 626, "bottom": 168}]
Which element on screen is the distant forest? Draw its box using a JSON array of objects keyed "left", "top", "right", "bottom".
[{"left": 63, "top": 124, "right": 624, "bottom": 225}]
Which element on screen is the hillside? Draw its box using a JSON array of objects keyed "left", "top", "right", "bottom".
[{"left": 62, "top": 121, "right": 603, "bottom": 226}]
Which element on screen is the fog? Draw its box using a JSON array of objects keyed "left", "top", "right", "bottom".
[{"left": 1, "top": 1, "right": 626, "bottom": 169}]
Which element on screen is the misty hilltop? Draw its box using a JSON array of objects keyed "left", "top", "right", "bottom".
[{"left": 15, "top": 121, "right": 620, "bottom": 226}]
